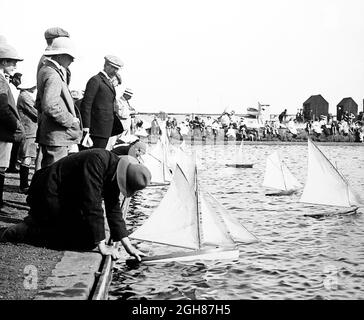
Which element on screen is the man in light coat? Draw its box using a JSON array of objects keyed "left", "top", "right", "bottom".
[
  {"left": 35, "top": 27, "right": 70, "bottom": 171},
  {"left": 36, "top": 37, "right": 82, "bottom": 168},
  {"left": 0, "top": 43, "right": 24, "bottom": 208}
]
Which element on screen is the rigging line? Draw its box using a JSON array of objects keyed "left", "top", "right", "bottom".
[
  {"left": 309, "top": 138, "right": 348, "bottom": 185},
  {"left": 206, "top": 191, "right": 259, "bottom": 242}
]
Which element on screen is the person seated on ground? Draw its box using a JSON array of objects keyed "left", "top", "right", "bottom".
[
  {"left": 287, "top": 118, "right": 298, "bottom": 138},
  {"left": 312, "top": 119, "right": 322, "bottom": 137},
  {"left": 111, "top": 140, "right": 147, "bottom": 161},
  {"left": 0, "top": 149, "right": 151, "bottom": 261},
  {"left": 226, "top": 124, "right": 236, "bottom": 140}
]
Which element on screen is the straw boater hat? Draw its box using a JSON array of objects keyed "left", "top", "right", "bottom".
[
  {"left": 116, "top": 156, "right": 151, "bottom": 197},
  {"left": 0, "top": 43, "right": 23, "bottom": 61},
  {"left": 44, "top": 37, "right": 77, "bottom": 59},
  {"left": 104, "top": 55, "right": 124, "bottom": 69}
]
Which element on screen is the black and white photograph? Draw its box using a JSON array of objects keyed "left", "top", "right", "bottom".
[{"left": 0, "top": 0, "right": 363, "bottom": 306}]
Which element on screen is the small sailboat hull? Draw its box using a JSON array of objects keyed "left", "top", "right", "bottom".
[
  {"left": 126, "top": 247, "right": 240, "bottom": 265},
  {"left": 303, "top": 206, "right": 359, "bottom": 218},
  {"left": 225, "top": 164, "right": 253, "bottom": 168},
  {"left": 265, "top": 189, "right": 297, "bottom": 196},
  {"left": 147, "top": 182, "right": 170, "bottom": 188}
]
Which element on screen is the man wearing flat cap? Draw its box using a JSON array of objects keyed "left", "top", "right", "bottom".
[
  {"left": 0, "top": 149, "right": 151, "bottom": 260},
  {"left": 80, "top": 55, "right": 125, "bottom": 149}
]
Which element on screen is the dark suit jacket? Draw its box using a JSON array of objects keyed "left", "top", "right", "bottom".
[
  {"left": 26, "top": 149, "right": 128, "bottom": 247},
  {"left": 80, "top": 72, "right": 123, "bottom": 139}
]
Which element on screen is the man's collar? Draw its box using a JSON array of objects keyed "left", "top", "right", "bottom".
[
  {"left": 45, "top": 58, "right": 67, "bottom": 81},
  {"left": 45, "top": 57, "right": 63, "bottom": 70},
  {"left": 101, "top": 70, "right": 111, "bottom": 80}
]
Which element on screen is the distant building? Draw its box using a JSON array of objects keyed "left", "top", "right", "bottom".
[
  {"left": 336, "top": 97, "right": 358, "bottom": 121},
  {"left": 302, "top": 94, "right": 329, "bottom": 121}
]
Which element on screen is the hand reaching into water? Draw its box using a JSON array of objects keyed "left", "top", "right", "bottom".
[{"left": 121, "top": 237, "right": 147, "bottom": 261}]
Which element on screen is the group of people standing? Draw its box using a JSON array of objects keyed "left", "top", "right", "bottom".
[{"left": 0, "top": 27, "right": 152, "bottom": 261}]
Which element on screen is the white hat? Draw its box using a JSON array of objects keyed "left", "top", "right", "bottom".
[
  {"left": 44, "top": 37, "right": 77, "bottom": 59},
  {"left": 0, "top": 44, "right": 23, "bottom": 61}
]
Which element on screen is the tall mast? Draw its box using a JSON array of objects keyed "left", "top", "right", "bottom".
[
  {"left": 195, "top": 160, "right": 203, "bottom": 249},
  {"left": 279, "top": 152, "right": 288, "bottom": 191}
]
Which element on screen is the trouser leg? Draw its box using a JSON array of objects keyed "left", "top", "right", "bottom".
[
  {"left": 0, "top": 170, "right": 5, "bottom": 207},
  {"left": 6, "top": 142, "right": 20, "bottom": 172},
  {"left": 0, "top": 216, "right": 43, "bottom": 244},
  {"left": 40, "top": 145, "right": 68, "bottom": 168},
  {"left": 90, "top": 136, "right": 109, "bottom": 149},
  {"left": 19, "top": 164, "right": 30, "bottom": 192}
]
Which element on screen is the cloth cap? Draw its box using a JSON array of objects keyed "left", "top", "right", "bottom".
[
  {"left": 44, "top": 27, "right": 70, "bottom": 40},
  {"left": 104, "top": 55, "right": 124, "bottom": 69},
  {"left": 44, "top": 37, "right": 76, "bottom": 58},
  {"left": 122, "top": 88, "right": 133, "bottom": 101},
  {"left": 0, "top": 44, "right": 23, "bottom": 61},
  {"left": 116, "top": 155, "right": 151, "bottom": 197}
]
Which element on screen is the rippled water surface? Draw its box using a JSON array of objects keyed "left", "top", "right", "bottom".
[{"left": 109, "top": 143, "right": 364, "bottom": 300}]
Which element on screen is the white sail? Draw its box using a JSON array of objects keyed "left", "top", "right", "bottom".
[
  {"left": 141, "top": 140, "right": 173, "bottom": 183},
  {"left": 130, "top": 154, "right": 259, "bottom": 257},
  {"left": 175, "top": 149, "right": 196, "bottom": 186},
  {"left": 262, "top": 151, "right": 301, "bottom": 191},
  {"left": 235, "top": 141, "right": 247, "bottom": 164},
  {"left": 299, "top": 139, "right": 361, "bottom": 207},
  {"left": 281, "top": 162, "right": 302, "bottom": 190},
  {"left": 198, "top": 190, "right": 236, "bottom": 248},
  {"left": 139, "top": 153, "right": 166, "bottom": 184},
  {"left": 129, "top": 164, "right": 200, "bottom": 250},
  {"left": 202, "top": 192, "right": 258, "bottom": 244}
]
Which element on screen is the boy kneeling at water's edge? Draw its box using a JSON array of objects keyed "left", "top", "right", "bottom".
[{"left": 0, "top": 149, "right": 151, "bottom": 261}]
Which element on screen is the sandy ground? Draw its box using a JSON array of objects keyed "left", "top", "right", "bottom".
[{"left": 0, "top": 170, "right": 64, "bottom": 300}]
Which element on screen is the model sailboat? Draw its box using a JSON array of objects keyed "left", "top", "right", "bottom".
[
  {"left": 226, "top": 140, "right": 253, "bottom": 168},
  {"left": 128, "top": 154, "right": 258, "bottom": 263},
  {"left": 140, "top": 136, "right": 175, "bottom": 186},
  {"left": 262, "top": 151, "right": 302, "bottom": 196},
  {"left": 299, "top": 139, "right": 362, "bottom": 216}
]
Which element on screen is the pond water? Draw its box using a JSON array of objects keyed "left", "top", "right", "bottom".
[{"left": 109, "top": 142, "right": 364, "bottom": 300}]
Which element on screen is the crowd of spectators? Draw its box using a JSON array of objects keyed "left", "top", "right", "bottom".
[{"left": 137, "top": 108, "right": 364, "bottom": 143}]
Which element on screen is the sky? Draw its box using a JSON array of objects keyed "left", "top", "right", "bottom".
[{"left": 1, "top": 0, "right": 364, "bottom": 115}]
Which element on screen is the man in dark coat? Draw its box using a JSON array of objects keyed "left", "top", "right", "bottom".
[
  {"left": 0, "top": 149, "right": 151, "bottom": 260},
  {"left": 80, "top": 55, "right": 124, "bottom": 149}
]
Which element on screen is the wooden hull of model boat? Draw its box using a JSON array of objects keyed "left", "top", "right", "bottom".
[
  {"left": 225, "top": 164, "right": 253, "bottom": 168},
  {"left": 303, "top": 206, "right": 358, "bottom": 218},
  {"left": 147, "top": 182, "right": 170, "bottom": 188},
  {"left": 265, "top": 189, "right": 297, "bottom": 196},
  {"left": 126, "top": 247, "right": 239, "bottom": 265}
]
